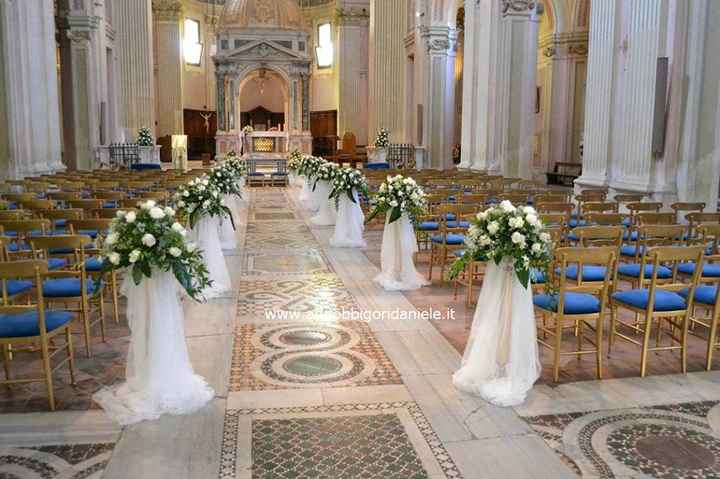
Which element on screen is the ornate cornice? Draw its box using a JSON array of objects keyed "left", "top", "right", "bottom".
[
  {"left": 205, "top": 14, "right": 220, "bottom": 31},
  {"left": 335, "top": 7, "right": 369, "bottom": 27},
  {"left": 538, "top": 31, "right": 589, "bottom": 60},
  {"left": 501, "top": 0, "right": 536, "bottom": 17},
  {"left": 419, "top": 26, "right": 458, "bottom": 55},
  {"left": 152, "top": 0, "right": 184, "bottom": 22},
  {"left": 66, "top": 29, "right": 91, "bottom": 46}
]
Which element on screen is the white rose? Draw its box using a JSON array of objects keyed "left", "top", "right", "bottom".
[
  {"left": 149, "top": 207, "right": 165, "bottom": 220},
  {"left": 487, "top": 221, "right": 500, "bottom": 235},
  {"left": 115, "top": 210, "right": 126, "bottom": 219},
  {"left": 183, "top": 190, "right": 190, "bottom": 197},
  {"left": 164, "top": 207, "right": 175, "bottom": 217},
  {"left": 186, "top": 242, "right": 197, "bottom": 253},
  {"left": 141, "top": 233, "right": 156, "bottom": 247},
  {"left": 169, "top": 247, "right": 182, "bottom": 257},
  {"left": 108, "top": 252, "right": 120, "bottom": 265},
  {"left": 178, "top": 200, "right": 186, "bottom": 208},
  {"left": 540, "top": 232, "right": 551, "bottom": 243},
  {"left": 105, "top": 232, "right": 119, "bottom": 245},
  {"left": 532, "top": 243, "right": 542, "bottom": 253},
  {"left": 511, "top": 231, "right": 526, "bottom": 245},
  {"left": 129, "top": 249, "right": 141, "bottom": 263},
  {"left": 172, "top": 222, "right": 185, "bottom": 233},
  {"left": 526, "top": 214, "right": 539, "bottom": 226},
  {"left": 477, "top": 210, "right": 488, "bottom": 221},
  {"left": 510, "top": 217, "right": 525, "bottom": 229},
  {"left": 125, "top": 211, "right": 137, "bottom": 223},
  {"left": 500, "top": 200, "right": 516, "bottom": 212},
  {"left": 202, "top": 200, "right": 210, "bottom": 208},
  {"left": 142, "top": 200, "right": 156, "bottom": 209}
]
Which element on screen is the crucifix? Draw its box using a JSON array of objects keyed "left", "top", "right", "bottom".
[{"left": 200, "top": 112, "right": 214, "bottom": 136}]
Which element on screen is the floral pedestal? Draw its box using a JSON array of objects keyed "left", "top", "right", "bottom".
[
  {"left": 374, "top": 215, "right": 428, "bottom": 291},
  {"left": 330, "top": 189, "right": 366, "bottom": 248}
]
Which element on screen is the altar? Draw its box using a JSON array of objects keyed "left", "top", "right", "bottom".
[{"left": 245, "top": 131, "right": 289, "bottom": 154}]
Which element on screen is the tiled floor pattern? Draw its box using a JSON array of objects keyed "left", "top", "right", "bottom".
[
  {"left": 230, "top": 321, "right": 402, "bottom": 391},
  {"left": 0, "top": 442, "right": 115, "bottom": 478},
  {"left": 219, "top": 402, "right": 461, "bottom": 479},
  {"left": 523, "top": 400, "right": 720, "bottom": 478},
  {"left": 224, "top": 189, "right": 459, "bottom": 478}
]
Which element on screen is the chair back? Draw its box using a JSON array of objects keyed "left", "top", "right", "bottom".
[
  {"left": 614, "top": 193, "right": 645, "bottom": 204},
  {"left": 642, "top": 246, "right": 705, "bottom": 309},
  {"left": 68, "top": 199, "right": 104, "bottom": 211},
  {"left": 585, "top": 213, "right": 626, "bottom": 226},
  {"left": 554, "top": 246, "right": 617, "bottom": 308},
  {"left": 574, "top": 226, "right": 624, "bottom": 248},
  {"left": 459, "top": 194, "right": 487, "bottom": 205},
  {"left": 581, "top": 201, "right": 618, "bottom": 216},
  {"left": 636, "top": 212, "right": 676, "bottom": 225},
  {"left": 687, "top": 212, "right": 720, "bottom": 239},
  {"left": 29, "top": 234, "right": 92, "bottom": 267},
  {"left": 0, "top": 260, "right": 49, "bottom": 324}
]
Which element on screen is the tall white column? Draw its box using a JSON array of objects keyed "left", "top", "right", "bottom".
[
  {"left": 368, "top": 0, "right": 407, "bottom": 143},
  {"left": 0, "top": 0, "right": 64, "bottom": 178},
  {"left": 115, "top": 0, "right": 155, "bottom": 140},
  {"left": 153, "top": 0, "right": 184, "bottom": 138},
  {"left": 336, "top": 7, "right": 370, "bottom": 145},
  {"left": 420, "top": 26, "right": 457, "bottom": 170},
  {"left": 575, "top": 0, "right": 618, "bottom": 190}
]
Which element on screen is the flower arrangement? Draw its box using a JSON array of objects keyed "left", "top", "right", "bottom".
[
  {"left": 287, "top": 150, "right": 303, "bottom": 172},
  {"left": 207, "top": 164, "right": 242, "bottom": 197},
  {"left": 329, "top": 168, "right": 369, "bottom": 204},
  {"left": 174, "top": 176, "right": 233, "bottom": 229},
  {"left": 137, "top": 127, "right": 154, "bottom": 147},
  {"left": 224, "top": 156, "right": 247, "bottom": 179},
  {"left": 226, "top": 150, "right": 238, "bottom": 159},
  {"left": 242, "top": 125, "right": 254, "bottom": 134},
  {"left": 312, "top": 161, "right": 339, "bottom": 190},
  {"left": 365, "top": 174, "right": 427, "bottom": 224},
  {"left": 374, "top": 128, "right": 389, "bottom": 148},
  {"left": 297, "top": 155, "right": 323, "bottom": 179},
  {"left": 99, "top": 201, "right": 211, "bottom": 300},
  {"left": 447, "top": 201, "right": 553, "bottom": 287}
]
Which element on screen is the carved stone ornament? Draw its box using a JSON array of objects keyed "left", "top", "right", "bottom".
[
  {"left": 543, "top": 46, "right": 556, "bottom": 58},
  {"left": 336, "top": 7, "right": 369, "bottom": 26},
  {"left": 152, "top": 0, "right": 183, "bottom": 22},
  {"left": 66, "top": 29, "right": 91, "bottom": 46},
  {"left": 568, "top": 42, "right": 588, "bottom": 56},
  {"left": 501, "top": 0, "right": 536, "bottom": 14}
]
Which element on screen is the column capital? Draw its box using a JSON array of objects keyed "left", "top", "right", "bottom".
[
  {"left": 152, "top": 0, "right": 184, "bottom": 22},
  {"left": 419, "top": 25, "right": 458, "bottom": 55},
  {"left": 501, "top": 1, "right": 537, "bottom": 16},
  {"left": 335, "top": 7, "right": 369, "bottom": 27},
  {"left": 539, "top": 32, "right": 589, "bottom": 60}
]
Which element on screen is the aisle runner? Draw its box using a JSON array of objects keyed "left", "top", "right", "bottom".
[{"left": 219, "top": 188, "right": 462, "bottom": 479}]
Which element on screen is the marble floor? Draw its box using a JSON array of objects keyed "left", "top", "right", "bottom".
[{"left": 2, "top": 186, "right": 720, "bottom": 478}]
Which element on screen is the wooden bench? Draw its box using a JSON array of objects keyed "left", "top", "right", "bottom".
[{"left": 546, "top": 162, "right": 582, "bottom": 186}]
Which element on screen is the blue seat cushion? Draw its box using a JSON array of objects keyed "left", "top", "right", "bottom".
[
  {"left": 533, "top": 292, "right": 601, "bottom": 314},
  {"left": 248, "top": 172, "right": 264, "bottom": 177},
  {"left": 622, "top": 217, "right": 632, "bottom": 227},
  {"left": 618, "top": 263, "right": 673, "bottom": 279},
  {"left": 417, "top": 221, "right": 439, "bottom": 231},
  {"left": 48, "top": 258, "right": 68, "bottom": 270},
  {"left": 563, "top": 265, "right": 608, "bottom": 281},
  {"left": 623, "top": 230, "right": 639, "bottom": 241},
  {"left": 566, "top": 232, "right": 580, "bottom": 242},
  {"left": 54, "top": 219, "right": 68, "bottom": 228},
  {"left": 42, "top": 278, "right": 98, "bottom": 298},
  {"left": 85, "top": 257, "right": 104, "bottom": 271},
  {"left": 78, "top": 229, "right": 99, "bottom": 239},
  {"left": 103, "top": 201, "right": 117, "bottom": 208},
  {"left": 620, "top": 244, "right": 646, "bottom": 257},
  {"left": 365, "top": 163, "right": 390, "bottom": 170},
  {"left": 568, "top": 219, "right": 587, "bottom": 228},
  {"left": 48, "top": 243, "right": 96, "bottom": 255},
  {"left": 678, "top": 262, "right": 720, "bottom": 278},
  {"left": 4, "top": 280, "right": 32, "bottom": 297},
  {"left": 0, "top": 310, "right": 74, "bottom": 338},
  {"left": 446, "top": 221, "right": 470, "bottom": 229},
  {"left": 679, "top": 286, "right": 718, "bottom": 306},
  {"left": 612, "top": 289, "right": 687, "bottom": 311},
  {"left": 444, "top": 213, "right": 457, "bottom": 221},
  {"left": 6, "top": 242, "right": 31, "bottom": 252},
  {"left": 531, "top": 269, "right": 546, "bottom": 284},
  {"left": 430, "top": 234, "right": 465, "bottom": 245}
]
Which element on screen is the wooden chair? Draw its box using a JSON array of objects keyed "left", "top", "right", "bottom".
[
  {"left": 0, "top": 260, "right": 77, "bottom": 410},
  {"left": 686, "top": 212, "right": 720, "bottom": 240},
  {"left": 610, "top": 246, "right": 704, "bottom": 376},
  {"left": 534, "top": 246, "right": 617, "bottom": 381},
  {"left": 671, "top": 202, "right": 705, "bottom": 223},
  {"left": 427, "top": 205, "right": 465, "bottom": 282}
]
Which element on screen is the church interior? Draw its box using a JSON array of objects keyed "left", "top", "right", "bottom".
[{"left": 1, "top": 0, "right": 720, "bottom": 478}]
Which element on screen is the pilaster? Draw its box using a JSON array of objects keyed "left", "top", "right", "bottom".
[{"left": 153, "top": 0, "right": 184, "bottom": 137}]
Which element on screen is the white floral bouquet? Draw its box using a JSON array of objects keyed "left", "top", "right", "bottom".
[
  {"left": 329, "top": 167, "right": 369, "bottom": 204},
  {"left": 99, "top": 201, "right": 211, "bottom": 300},
  {"left": 174, "top": 176, "right": 233, "bottom": 229},
  {"left": 242, "top": 125, "right": 254, "bottom": 134},
  {"left": 297, "top": 156, "right": 323, "bottom": 179},
  {"left": 447, "top": 201, "right": 553, "bottom": 287},
  {"left": 137, "top": 127, "right": 154, "bottom": 146},
  {"left": 224, "top": 156, "right": 247, "bottom": 179},
  {"left": 287, "top": 150, "right": 303, "bottom": 172},
  {"left": 207, "top": 164, "right": 242, "bottom": 197},
  {"left": 312, "top": 161, "right": 339, "bottom": 190},
  {"left": 374, "top": 128, "right": 389, "bottom": 148},
  {"left": 366, "top": 174, "right": 427, "bottom": 224}
]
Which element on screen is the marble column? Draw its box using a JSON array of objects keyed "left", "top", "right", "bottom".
[
  {"left": 228, "top": 77, "right": 236, "bottom": 131},
  {"left": 0, "top": 0, "right": 64, "bottom": 178},
  {"left": 301, "top": 73, "right": 310, "bottom": 132},
  {"left": 575, "top": 0, "right": 617, "bottom": 190},
  {"left": 368, "top": 0, "right": 407, "bottom": 143},
  {"left": 336, "top": 7, "right": 370, "bottom": 144},
  {"left": 153, "top": 0, "right": 184, "bottom": 137},
  {"left": 499, "top": 1, "right": 539, "bottom": 179},
  {"left": 115, "top": 0, "right": 155, "bottom": 140},
  {"left": 216, "top": 71, "right": 226, "bottom": 131},
  {"left": 420, "top": 26, "right": 457, "bottom": 170},
  {"left": 459, "top": 0, "right": 503, "bottom": 171}
]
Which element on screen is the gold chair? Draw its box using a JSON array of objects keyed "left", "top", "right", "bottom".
[
  {"left": 534, "top": 246, "right": 617, "bottom": 381},
  {"left": 0, "top": 260, "right": 77, "bottom": 410},
  {"left": 427, "top": 205, "right": 465, "bottom": 282},
  {"left": 610, "top": 246, "right": 704, "bottom": 376}
]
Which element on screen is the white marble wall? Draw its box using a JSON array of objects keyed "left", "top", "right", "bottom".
[
  {"left": 0, "top": 0, "right": 65, "bottom": 178},
  {"left": 154, "top": 0, "right": 185, "bottom": 138}
]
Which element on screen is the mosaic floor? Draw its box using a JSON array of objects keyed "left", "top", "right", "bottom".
[{"left": 0, "top": 442, "right": 116, "bottom": 479}]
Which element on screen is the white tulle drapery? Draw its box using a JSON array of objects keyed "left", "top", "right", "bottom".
[
  {"left": 218, "top": 196, "right": 237, "bottom": 250},
  {"left": 310, "top": 180, "right": 336, "bottom": 226},
  {"left": 191, "top": 216, "right": 232, "bottom": 298},
  {"left": 289, "top": 173, "right": 303, "bottom": 187},
  {"left": 452, "top": 260, "right": 540, "bottom": 407},
  {"left": 330, "top": 189, "right": 366, "bottom": 248},
  {"left": 236, "top": 177, "right": 247, "bottom": 207},
  {"left": 93, "top": 272, "right": 214, "bottom": 425},
  {"left": 303, "top": 177, "right": 321, "bottom": 212},
  {"left": 374, "top": 214, "right": 429, "bottom": 291}
]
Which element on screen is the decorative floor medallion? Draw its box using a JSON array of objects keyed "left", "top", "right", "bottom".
[
  {"left": 0, "top": 442, "right": 115, "bottom": 479},
  {"left": 230, "top": 322, "right": 401, "bottom": 391},
  {"left": 523, "top": 400, "right": 720, "bottom": 478},
  {"left": 243, "top": 250, "right": 330, "bottom": 276},
  {"left": 218, "top": 402, "right": 462, "bottom": 479}
]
